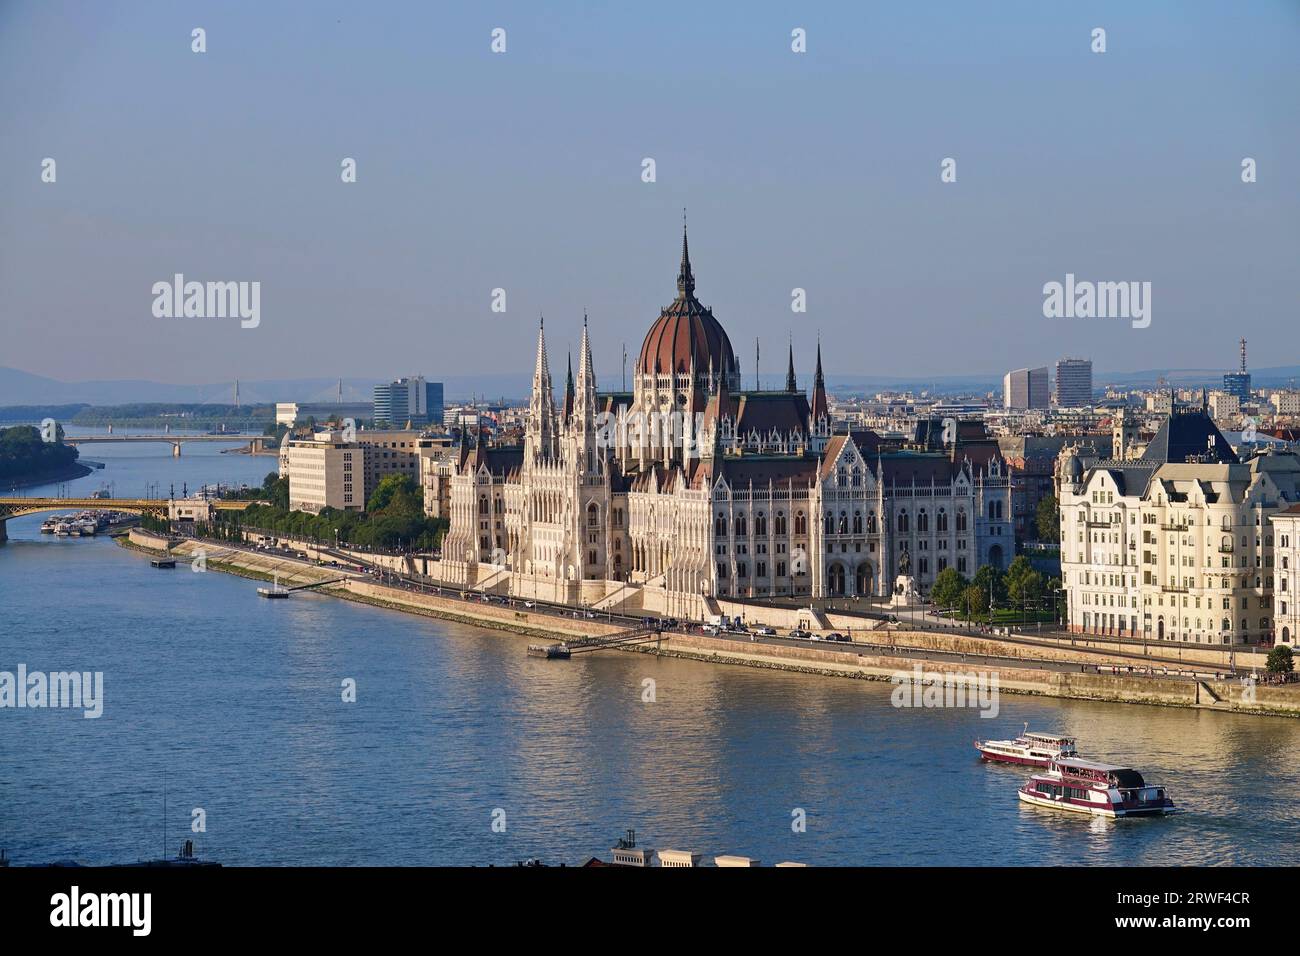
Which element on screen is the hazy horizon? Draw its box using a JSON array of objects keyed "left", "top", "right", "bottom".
[{"left": 3, "top": 1, "right": 1297, "bottom": 388}]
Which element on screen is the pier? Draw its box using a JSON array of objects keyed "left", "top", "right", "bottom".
[{"left": 527, "top": 622, "right": 663, "bottom": 660}]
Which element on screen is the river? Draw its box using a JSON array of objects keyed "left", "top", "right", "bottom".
[{"left": 1, "top": 438, "right": 1296, "bottom": 866}]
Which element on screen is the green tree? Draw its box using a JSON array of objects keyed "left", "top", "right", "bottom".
[
  {"left": 1005, "top": 555, "right": 1044, "bottom": 608},
  {"left": 972, "top": 563, "right": 1006, "bottom": 607},
  {"left": 1035, "top": 493, "right": 1061, "bottom": 542},
  {"left": 367, "top": 474, "right": 423, "bottom": 515},
  {"left": 930, "top": 567, "right": 967, "bottom": 612},
  {"left": 1266, "top": 645, "right": 1294, "bottom": 675},
  {"left": 961, "top": 585, "right": 988, "bottom": 621}
]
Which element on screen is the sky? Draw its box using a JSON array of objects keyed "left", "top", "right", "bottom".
[{"left": 1, "top": 0, "right": 1298, "bottom": 392}]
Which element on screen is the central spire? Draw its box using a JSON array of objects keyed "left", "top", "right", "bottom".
[{"left": 677, "top": 214, "right": 695, "bottom": 297}]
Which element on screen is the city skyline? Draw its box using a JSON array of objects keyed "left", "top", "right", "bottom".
[{"left": 3, "top": 1, "right": 1297, "bottom": 386}]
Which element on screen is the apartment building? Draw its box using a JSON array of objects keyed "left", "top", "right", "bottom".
[{"left": 1058, "top": 404, "right": 1300, "bottom": 646}]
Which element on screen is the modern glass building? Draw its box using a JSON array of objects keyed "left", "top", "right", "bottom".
[{"left": 373, "top": 377, "right": 444, "bottom": 427}]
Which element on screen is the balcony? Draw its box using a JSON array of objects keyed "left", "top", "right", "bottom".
[{"left": 1219, "top": 545, "right": 1234, "bottom": 554}]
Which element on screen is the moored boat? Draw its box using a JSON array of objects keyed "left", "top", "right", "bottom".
[
  {"left": 976, "top": 724, "right": 1077, "bottom": 767},
  {"left": 1018, "top": 757, "right": 1177, "bottom": 817}
]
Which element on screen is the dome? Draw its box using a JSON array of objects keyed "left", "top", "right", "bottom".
[{"left": 636, "top": 229, "right": 738, "bottom": 381}]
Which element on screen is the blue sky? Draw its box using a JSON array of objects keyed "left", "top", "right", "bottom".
[{"left": 2, "top": 0, "right": 1297, "bottom": 388}]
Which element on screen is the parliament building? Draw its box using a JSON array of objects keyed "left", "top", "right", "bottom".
[{"left": 435, "top": 229, "right": 1012, "bottom": 617}]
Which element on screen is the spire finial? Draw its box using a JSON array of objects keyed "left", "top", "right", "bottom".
[{"left": 785, "top": 335, "right": 798, "bottom": 393}]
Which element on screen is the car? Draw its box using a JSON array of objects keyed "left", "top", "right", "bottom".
[
  {"left": 809, "top": 634, "right": 824, "bottom": 642},
  {"left": 702, "top": 624, "right": 721, "bottom": 636},
  {"left": 789, "top": 628, "right": 812, "bottom": 640},
  {"left": 825, "top": 632, "right": 850, "bottom": 643},
  {"left": 523, "top": 601, "right": 537, "bottom": 609},
  {"left": 753, "top": 625, "right": 776, "bottom": 637}
]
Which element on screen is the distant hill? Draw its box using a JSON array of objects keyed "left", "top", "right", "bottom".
[
  {"left": 0, "top": 367, "right": 533, "bottom": 407},
  {"left": 5, "top": 364, "right": 1300, "bottom": 407}
]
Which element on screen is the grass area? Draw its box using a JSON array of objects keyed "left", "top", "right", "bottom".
[{"left": 933, "top": 607, "right": 1060, "bottom": 626}]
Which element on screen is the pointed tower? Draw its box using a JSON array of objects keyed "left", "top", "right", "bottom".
[
  {"left": 785, "top": 339, "right": 798, "bottom": 393},
  {"left": 572, "top": 313, "right": 602, "bottom": 475},
  {"left": 575, "top": 314, "right": 597, "bottom": 422},
  {"left": 525, "top": 316, "right": 559, "bottom": 461},
  {"left": 563, "top": 352, "right": 575, "bottom": 425},
  {"left": 810, "top": 339, "right": 829, "bottom": 443},
  {"left": 677, "top": 221, "right": 695, "bottom": 297}
]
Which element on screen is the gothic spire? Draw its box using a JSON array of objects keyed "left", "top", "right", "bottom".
[
  {"left": 576, "top": 315, "right": 596, "bottom": 412},
  {"left": 811, "top": 337, "right": 828, "bottom": 423},
  {"left": 676, "top": 216, "right": 695, "bottom": 297},
  {"left": 785, "top": 338, "right": 798, "bottom": 393},
  {"left": 563, "top": 351, "right": 575, "bottom": 423}
]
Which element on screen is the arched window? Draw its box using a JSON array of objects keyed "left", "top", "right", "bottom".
[
  {"left": 956, "top": 508, "right": 967, "bottom": 532},
  {"left": 853, "top": 511, "right": 863, "bottom": 534},
  {"left": 736, "top": 513, "right": 747, "bottom": 537},
  {"left": 715, "top": 512, "right": 727, "bottom": 537},
  {"left": 795, "top": 511, "right": 807, "bottom": 535},
  {"left": 898, "top": 511, "right": 909, "bottom": 533},
  {"left": 587, "top": 503, "right": 599, "bottom": 527},
  {"left": 937, "top": 509, "right": 948, "bottom": 533},
  {"left": 918, "top": 510, "right": 929, "bottom": 534},
  {"left": 825, "top": 511, "right": 834, "bottom": 535},
  {"left": 868, "top": 511, "right": 877, "bottom": 533},
  {"left": 755, "top": 512, "right": 767, "bottom": 536},
  {"left": 479, "top": 496, "right": 489, "bottom": 515},
  {"left": 775, "top": 511, "right": 787, "bottom": 535}
]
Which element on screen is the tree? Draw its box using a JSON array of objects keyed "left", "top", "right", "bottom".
[
  {"left": 367, "top": 474, "right": 423, "bottom": 515},
  {"left": 930, "top": 567, "right": 967, "bottom": 612},
  {"left": 1006, "top": 555, "right": 1044, "bottom": 608},
  {"left": 961, "top": 585, "right": 988, "bottom": 621},
  {"left": 1266, "top": 645, "right": 1294, "bottom": 675},
  {"left": 1036, "top": 493, "right": 1061, "bottom": 543},
  {"left": 972, "top": 564, "right": 1007, "bottom": 606}
]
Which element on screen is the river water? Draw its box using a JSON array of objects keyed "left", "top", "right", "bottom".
[{"left": 1, "top": 439, "right": 1297, "bottom": 866}]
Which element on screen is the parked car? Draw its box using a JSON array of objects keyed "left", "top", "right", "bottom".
[
  {"left": 825, "top": 632, "right": 849, "bottom": 643},
  {"left": 809, "top": 633, "right": 824, "bottom": 642},
  {"left": 789, "top": 628, "right": 812, "bottom": 640},
  {"left": 523, "top": 601, "right": 537, "bottom": 609},
  {"left": 753, "top": 625, "right": 776, "bottom": 637},
  {"left": 702, "top": 624, "right": 721, "bottom": 636}
]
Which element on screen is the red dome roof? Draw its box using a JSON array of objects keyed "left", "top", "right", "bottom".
[{"left": 636, "top": 230, "right": 738, "bottom": 379}]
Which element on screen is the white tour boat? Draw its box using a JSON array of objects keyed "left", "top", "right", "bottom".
[
  {"left": 975, "top": 724, "right": 1078, "bottom": 767},
  {"left": 1018, "top": 757, "right": 1177, "bottom": 817}
]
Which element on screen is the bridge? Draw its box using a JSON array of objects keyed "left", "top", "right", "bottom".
[
  {"left": 0, "top": 497, "right": 256, "bottom": 542},
  {"left": 62, "top": 434, "right": 266, "bottom": 457}
]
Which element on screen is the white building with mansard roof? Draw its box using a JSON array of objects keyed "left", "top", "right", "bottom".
[{"left": 1058, "top": 400, "right": 1300, "bottom": 646}]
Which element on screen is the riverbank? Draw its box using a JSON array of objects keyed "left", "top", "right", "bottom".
[
  {"left": 2, "top": 461, "right": 93, "bottom": 492},
  {"left": 121, "top": 529, "right": 1300, "bottom": 718}
]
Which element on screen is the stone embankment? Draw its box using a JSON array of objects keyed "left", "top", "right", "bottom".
[{"left": 123, "top": 530, "right": 1300, "bottom": 717}]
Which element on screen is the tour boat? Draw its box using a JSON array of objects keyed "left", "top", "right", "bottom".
[
  {"left": 975, "top": 724, "right": 1077, "bottom": 767},
  {"left": 1018, "top": 757, "right": 1177, "bottom": 817}
]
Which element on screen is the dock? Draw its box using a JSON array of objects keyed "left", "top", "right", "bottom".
[
  {"left": 527, "top": 622, "right": 663, "bottom": 660},
  {"left": 150, "top": 558, "right": 176, "bottom": 569}
]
